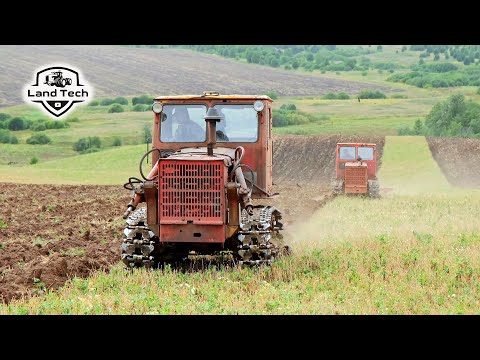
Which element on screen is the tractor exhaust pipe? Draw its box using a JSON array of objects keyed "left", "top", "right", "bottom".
[{"left": 204, "top": 108, "right": 222, "bottom": 156}]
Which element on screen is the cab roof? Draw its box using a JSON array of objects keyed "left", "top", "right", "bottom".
[
  {"left": 337, "top": 143, "right": 376, "bottom": 147},
  {"left": 154, "top": 94, "right": 272, "bottom": 101}
]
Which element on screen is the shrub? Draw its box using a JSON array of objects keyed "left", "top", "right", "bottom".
[
  {"left": 265, "top": 91, "right": 278, "bottom": 100},
  {"left": 132, "top": 104, "right": 149, "bottom": 112},
  {"left": 73, "top": 136, "right": 102, "bottom": 153},
  {"left": 477, "top": 87, "right": 480, "bottom": 95},
  {"left": 337, "top": 92, "right": 350, "bottom": 100},
  {"left": 100, "top": 98, "right": 115, "bottom": 106},
  {"left": 398, "top": 127, "right": 413, "bottom": 135},
  {"left": 0, "top": 130, "right": 18, "bottom": 144},
  {"left": 280, "top": 104, "right": 297, "bottom": 111},
  {"left": 45, "top": 120, "right": 69, "bottom": 129},
  {"left": 66, "top": 117, "right": 80, "bottom": 123},
  {"left": 73, "top": 138, "right": 89, "bottom": 152},
  {"left": 30, "top": 122, "right": 47, "bottom": 131},
  {"left": 88, "top": 100, "right": 99, "bottom": 106},
  {"left": 357, "top": 89, "right": 387, "bottom": 99},
  {"left": 108, "top": 104, "right": 124, "bottom": 113},
  {"left": 132, "top": 95, "right": 152, "bottom": 105},
  {"left": 30, "top": 157, "right": 39, "bottom": 165},
  {"left": 112, "top": 137, "right": 122, "bottom": 146},
  {"left": 82, "top": 147, "right": 101, "bottom": 154},
  {"left": 26, "top": 133, "right": 52, "bottom": 145},
  {"left": 8, "top": 117, "right": 27, "bottom": 131},
  {"left": 113, "top": 97, "right": 128, "bottom": 105},
  {"left": 322, "top": 92, "right": 338, "bottom": 100},
  {"left": 390, "top": 94, "right": 408, "bottom": 99},
  {"left": 0, "top": 113, "right": 11, "bottom": 122},
  {"left": 272, "top": 106, "right": 327, "bottom": 127}
]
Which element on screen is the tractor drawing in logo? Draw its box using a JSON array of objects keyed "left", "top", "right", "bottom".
[{"left": 43, "top": 71, "right": 72, "bottom": 88}]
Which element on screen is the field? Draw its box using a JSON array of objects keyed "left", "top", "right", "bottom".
[
  {"left": 1, "top": 45, "right": 480, "bottom": 314},
  {"left": 2, "top": 134, "right": 480, "bottom": 313},
  {"left": 0, "top": 46, "right": 396, "bottom": 107}
]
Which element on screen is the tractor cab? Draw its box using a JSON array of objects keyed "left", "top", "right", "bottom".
[
  {"left": 333, "top": 143, "right": 379, "bottom": 197},
  {"left": 150, "top": 92, "right": 274, "bottom": 198}
]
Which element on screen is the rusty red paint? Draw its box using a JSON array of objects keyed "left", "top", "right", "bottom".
[
  {"left": 159, "top": 224, "right": 225, "bottom": 243},
  {"left": 335, "top": 143, "right": 377, "bottom": 180},
  {"left": 158, "top": 158, "right": 227, "bottom": 226},
  {"left": 151, "top": 98, "right": 274, "bottom": 198}
]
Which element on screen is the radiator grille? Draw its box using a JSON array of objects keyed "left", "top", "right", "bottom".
[
  {"left": 345, "top": 166, "right": 367, "bottom": 186},
  {"left": 159, "top": 160, "right": 224, "bottom": 223}
]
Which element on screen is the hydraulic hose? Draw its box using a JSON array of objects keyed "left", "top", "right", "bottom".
[{"left": 139, "top": 148, "right": 161, "bottom": 181}]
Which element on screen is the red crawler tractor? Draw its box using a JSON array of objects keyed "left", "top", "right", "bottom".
[
  {"left": 332, "top": 143, "right": 380, "bottom": 197},
  {"left": 121, "top": 92, "right": 289, "bottom": 268}
]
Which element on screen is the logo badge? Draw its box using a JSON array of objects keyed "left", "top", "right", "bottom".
[{"left": 24, "top": 65, "right": 93, "bottom": 118}]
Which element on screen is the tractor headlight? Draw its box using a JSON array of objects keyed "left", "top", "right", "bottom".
[
  {"left": 253, "top": 100, "right": 264, "bottom": 112},
  {"left": 152, "top": 102, "right": 163, "bottom": 113}
]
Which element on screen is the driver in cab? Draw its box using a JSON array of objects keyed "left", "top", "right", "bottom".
[{"left": 173, "top": 107, "right": 204, "bottom": 142}]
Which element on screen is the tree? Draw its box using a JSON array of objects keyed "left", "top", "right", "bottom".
[
  {"left": 413, "top": 119, "right": 424, "bottom": 135},
  {"left": 401, "top": 45, "right": 407, "bottom": 52},
  {"left": 8, "top": 117, "right": 26, "bottom": 131},
  {"left": 434, "top": 53, "right": 440, "bottom": 61},
  {"left": 425, "top": 94, "right": 467, "bottom": 136},
  {"left": 376, "top": 45, "right": 383, "bottom": 52},
  {"left": 269, "top": 57, "right": 280, "bottom": 67}
]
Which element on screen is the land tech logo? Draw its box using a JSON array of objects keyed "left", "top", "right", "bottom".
[{"left": 23, "top": 65, "right": 93, "bottom": 118}]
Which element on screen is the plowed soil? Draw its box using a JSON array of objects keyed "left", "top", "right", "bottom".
[
  {"left": 427, "top": 137, "right": 480, "bottom": 188},
  {"left": 0, "top": 135, "right": 384, "bottom": 303}
]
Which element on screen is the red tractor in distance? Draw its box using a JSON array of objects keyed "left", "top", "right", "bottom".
[
  {"left": 332, "top": 143, "right": 380, "bottom": 197},
  {"left": 121, "top": 92, "right": 289, "bottom": 268}
]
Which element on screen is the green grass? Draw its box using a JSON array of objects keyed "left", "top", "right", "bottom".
[
  {"left": 2, "top": 135, "right": 480, "bottom": 314},
  {"left": 0, "top": 102, "right": 152, "bottom": 166},
  {"left": 0, "top": 144, "right": 148, "bottom": 185},
  {"left": 379, "top": 136, "right": 451, "bottom": 194},
  {"left": 2, "top": 229, "right": 480, "bottom": 314}
]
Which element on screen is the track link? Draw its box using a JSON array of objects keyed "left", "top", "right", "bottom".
[
  {"left": 121, "top": 207, "right": 157, "bottom": 268},
  {"left": 121, "top": 206, "right": 290, "bottom": 269},
  {"left": 236, "top": 205, "right": 290, "bottom": 266}
]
